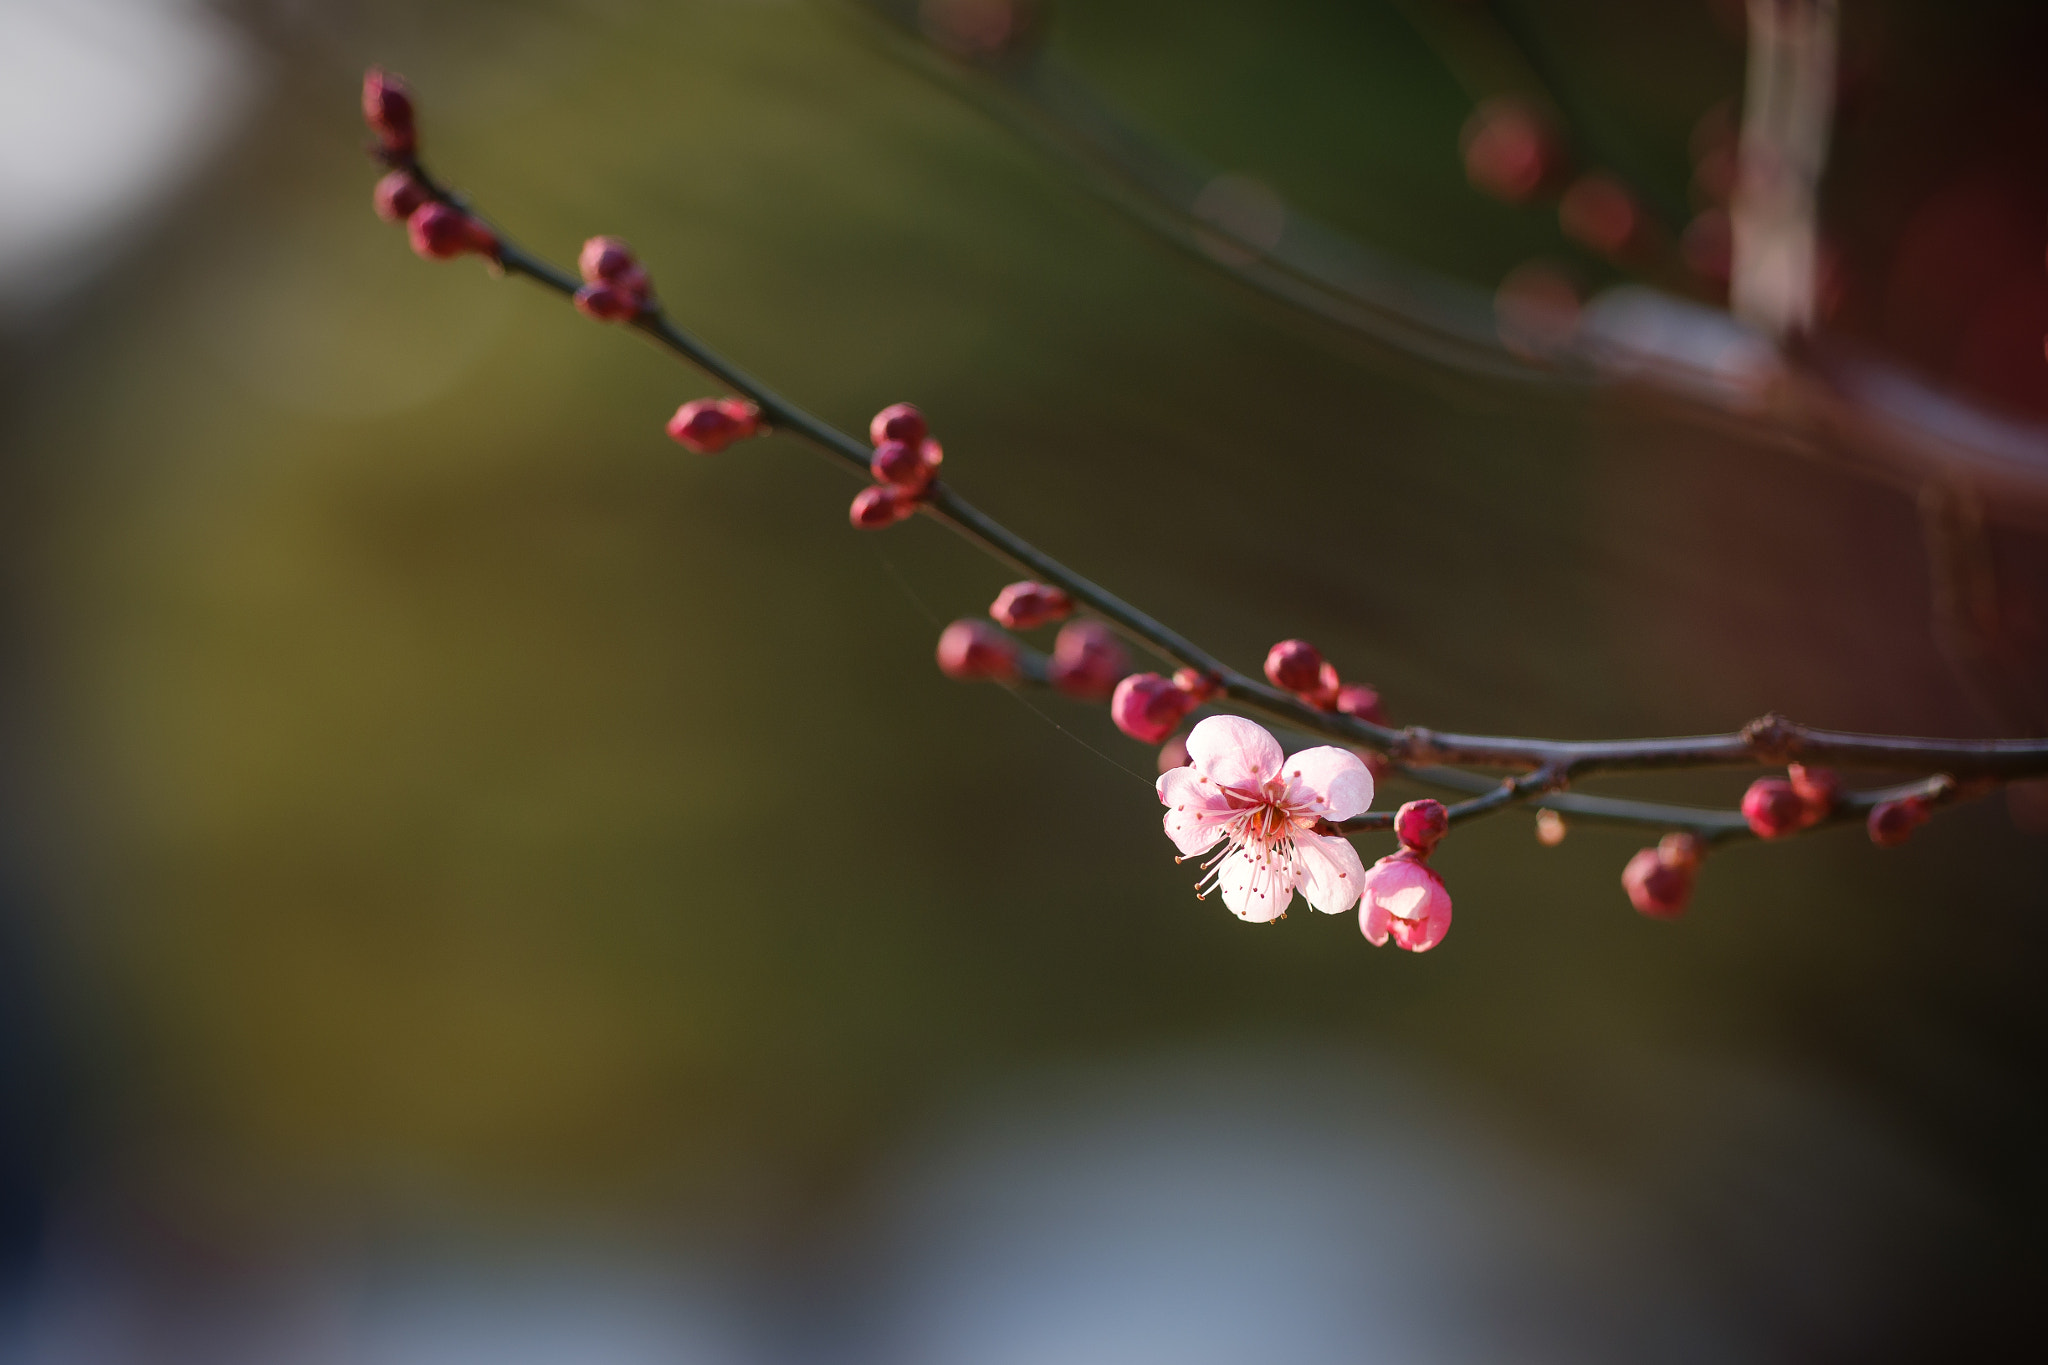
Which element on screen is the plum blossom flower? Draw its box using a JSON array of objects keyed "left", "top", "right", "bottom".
[
  {"left": 1358, "top": 851, "right": 1453, "bottom": 952},
  {"left": 1156, "top": 715, "right": 1373, "bottom": 922}
]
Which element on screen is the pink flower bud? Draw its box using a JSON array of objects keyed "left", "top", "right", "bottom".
[
  {"left": 1867, "top": 795, "right": 1932, "bottom": 848},
  {"left": 362, "top": 68, "right": 417, "bottom": 157},
  {"left": 1334, "top": 683, "right": 1386, "bottom": 724},
  {"left": 869, "top": 438, "right": 941, "bottom": 491},
  {"left": 1304, "top": 660, "right": 1341, "bottom": 709},
  {"left": 1460, "top": 97, "right": 1565, "bottom": 204},
  {"left": 372, "top": 170, "right": 429, "bottom": 223},
  {"left": 1156, "top": 731, "right": 1191, "bottom": 774},
  {"left": 1559, "top": 173, "right": 1641, "bottom": 258},
  {"left": 1048, "top": 620, "right": 1131, "bottom": 701},
  {"left": 935, "top": 619, "right": 1019, "bottom": 682},
  {"left": 406, "top": 203, "right": 498, "bottom": 261},
  {"left": 1740, "top": 777, "right": 1809, "bottom": 839},
  {"left": 578, "top": 236, "right": 639, "bottom": 283},
  {"left": 1264, "top": 639, "right": 1325, "bottom": 694},
  {"left": 1359, "top": 850, "right": 1453, "bottom": 952},
  {"left": 1788, "top": 764, "right": 1839, "bottom": 819},
  {"left": 1111, "top": 672, "right": 1194, "bottom": 744},
  {"left": 1620, "top": 833, "right": 1704, "bottom": 919},
  {"left": 869, "top": 402, "right": 929, "bottom": 447},
  {"left": 849, "top": 483, "right": 919, "bottom": 529},
  {"left": 573, "top": 282, "right": 643, "bottom": 321},
  {"left": 989, "top": 581, "right": 1073, "bottom": 630},
  {"left": 1171, "top": 668, "right": 1222, "bottom": 704},
  {"left": 666, "top": 398, "right": 762, "bottom": 454},
  {"left": 1393, "top": 798, "right": 1449, "bottom": 854}
]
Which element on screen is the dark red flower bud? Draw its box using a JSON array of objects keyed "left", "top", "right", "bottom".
[
  {"left": 849, "top": 483, "right": 919, "bottom": 529},
  {"left": 1559, "top": 173, "right": 1641, "bottom": 258},
  {"left": 1741, "top": 777, "right": 1808, "bottom": 839},
  {"left": 406, "top": 203, "right": 497, "bottom": 261},
  {"left": 372, "top": 170, "right": 429, "bottom": 223},
  {"left": 989, "top": 581, "right": 1072, "bottom": 630},
  {"left": 1788, "top": 764, "right": 1839, "bottom": 819},
  {"left": 578, "top": 236, "right": 639, "bottom": 283},
  {"left": 935, "top": 619, "right": 1019, "bottom": 682},
  {"left": 870, "top": 438, "right": 941, "bottom": 491},
  {"left": 363, "top": 68, "right": 417, "bottom": 157},
  {"left": 869, "top": 403, "right": 929, "bottom": 448},
  {"left": 666, "top": 398, "right": 761, "bottom": 454},
  {"left": 1622, "top": 832, "right": 1704, "bottom": 919},
  {"left": 1460, "top": 97, "right": 1566, "bottom": 204},
  {"left": 1172, "top": 668, "right": 1222, "bottom": 704},
  {"left": 1110, "top": 672, "right": 1194, "bottom": 744},
  {"left": 1048, "top": 620, "right": 1131, "bottom": 701},
  {"left": 1264, "top": 639, "right": 1325, "bottom": 694},
  {"left": 1394, "top": 798, "right": 1449, "bottom": 855},
  {"left": 573, "top": 282, "right": 643, "bottom": 322},
  {"left": 1334, "top": 683, "right": 1386, "bottom": 724},
  {"left": 1867, "top": 795, "right": 1932, "bottom": 848}
]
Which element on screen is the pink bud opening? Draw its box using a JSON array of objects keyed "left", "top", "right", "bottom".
[
  {"left": 1394, "top": 799, "right": 1449, "bottom": 854},
  {"left": 372, "top": 170, "right": 429, "bottom": 223},
  {"left": 1111, "top": 673, "right": 1193, "bottom": 744},
  {"left": 870, "top": 438, "right": 941, "bottom": 491},
  {"left": 849, "top": 483, "right": 919, "bottom": 530},
  {"left": 1334, "top": 683, "right": 1386, "bottom": 724},
  {"left": 989, "top": 581, "right": 1073, "bottom": 631},
  {"left": 1359, "top": 850, "right": 1453, "bottom": 952},
  {"left": 869, "top": 403, "right": 929, "bottom": 448},
  {"left": 1867, "top": 796, "right": 1932, "bottom": 848},
  {"left": 936, "top": 619, "right": 1019, "bottom": 682},
  {"left": 666, "top": 398, "right": 762, "bottom": 454},
  {"left": 578, "top": 236, "right": 639, "bottom": 283},
  {"left": 406, "top": 203, "right": 497, "bottom": 261},
  {"left": 1048, "top": 621, "right": 1131, "bottom": 701},
  {"left": 1740, "top": 777, "right": 1810, "bottom": 839},
  {"left": 362, "top": 68, "right": 417, "bottom": 157},
  {"left": 1263, "top": 639, "right": 1325, "bottom": 695}
]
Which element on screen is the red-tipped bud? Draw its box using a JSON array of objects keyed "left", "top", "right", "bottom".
[
  {"left": 1622, "top": 832, "right": 1704, "bottom": 919},
  {"left": 935, "top": 619, "right": 1019, "bottom": 682},
  {"left": 869, "top": 403, "right": 929, "bottom": 448},
  {"left": 1559, "top": 173, "right": 1641, "bottom": 258},
  {"left": 1460, "top": 97, "right": 1566, "bottom": 204},
  {"left": 1788, "top": 764, "right": 1839, "bottom": 818},
  {"left": 406, "top": 203, "right": 498, "bottom": 261},
  {"left": 1334, "top": 683, "right": 1386, "bottom": 724},
  {"left": 1867, "top": 795, "right": 1932, "bottom": 848},
  {"left": 1172, "top": 668, "right": 1222, "bottom": 704},
  {"left": 666, "top": 398, "right": 762, "bottom": 454},
  {"left": 1741, "top": 777, "right": 1810, "bottom": 839},
  {"left": 1110, "top": 672, "right": 1194, "bottom": 744},
  {"left": 870, "top": 438, "right": 942, "bottom": 491},
  {"left": 849, "top": 483, "right": 919, "bottom": 529},
  {"left": 989, "top": 581, "right": 1072, "bottom": 630},
  {"left": 1048, "top": 620, "right": 1131, "bottom": 701},
  {"left": 1394, "top": 798, "right": 1450, "bottom": 854},
  {"left": 578, "top": 236, "right": 639, "bottom": 283},
  {"left": 363, "top": 68, "right": 417, "bottom": 157},
  {"left": 372, "top": 170, "right": 429, "bottom": 223},
  {"left": 1264, "top": 639, "right": 1325, "bottom": 694},
  {"left": 573, "top": 282, "right": 643, "bottom": 321},
  {"left": 1156, "top": 732, "right": 1191, "bottom": 774}
]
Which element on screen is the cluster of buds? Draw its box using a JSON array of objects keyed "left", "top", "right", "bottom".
[
  {"left": 667, "top": 397, "right": 762, "bottom": 454},
  {"left": 851, "top": 404, "right": 943, "bottom": 529},
  {"left": 1621, "top": 832, "right": 1705, "bottom": 919},
  {"left": 573, "top": 236, "right": 654, "bottom": 322},
  {"left": 1740, "top": 763, "right": 1838, "bottom": 839},
  {"left": 1110, "top": 668, "right": 1221, "bottom": 746},
  {"left": 934, "top": 581, "right": 1139, "bottom": 702},
  {"left": 362, "top": 71, "right": 499, "bottom": 264},
  {"left": 1358, "top": 799, "right": 1454, "bottom": 952},
  {"left": 1263, "top": 639, "right": 1383, "bottom": 722}
]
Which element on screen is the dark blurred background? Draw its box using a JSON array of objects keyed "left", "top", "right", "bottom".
[{"left": 0, "top": 1, "right": 2044, "bottom": 1360}]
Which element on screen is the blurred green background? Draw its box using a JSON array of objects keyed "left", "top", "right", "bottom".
[{"left": 1, "top": 0, "right": 2045, "bottom": 1354}]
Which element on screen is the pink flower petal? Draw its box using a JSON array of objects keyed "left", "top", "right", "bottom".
[
  {"left": 1185, "top": 715, "right": 1283, "bottom": 792},
  {"left": 1292, "top": 830, "right": 1365, "bottom": 913},
  {"left": 1216, "top": 846, "right": 1294, "bottom": 922},
  {"left": 1157, "top": 767, "right": 1234, "bottom": 857},
  {"left": 1279, "top": 745, "right": 1374, "bottom": 820},
  {"left": 1360, "top": 900, "right": 1390, "bottom": 945}
]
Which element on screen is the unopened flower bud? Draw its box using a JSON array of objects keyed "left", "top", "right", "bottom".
[
  {"left": 1534, "top": 809, "right": 1568, "bottom": 845},
  {"left": 1460, "top": 97, "right": 1565, "bottom": 203},
  {"left": 869, "top": 438, "right": 941, "bottom": 491},
  {"left": 1335, "top": 683, "right": 1386, "bottom": 724},
  {"left": 406, "top": 203, "right": 498, "bottom": 261},
  {"left": 1111, "top": 672, "right": 1194, "bottom": 744},
  {"left": 666, "top": 397, "right": 762, "bottom": 454},
  {"left": 1156, "top": 731, "right": 1191, "bottom": 774},
  {"left": 989, "top": 581, "right": 1072, "bottom": 630},
  {"left": 1867, "top": 795, "right": 1932, "bottom": 848},
  {"left": 869, "top": 403, "right": 929, "bottom": 447},
  {"left": 362, "top": 68, "right": 417, "bottom": 157},
  {"left": 1788, "top": 764, "right": 1839, "bottom": 818},
  {"left": 1172, "top": 669, "right": 1222, "bottom": 704},
  {"left": 1394, "top": 798, "right": 1449, "bottom": 854},
  {"left": 935, "top": 619, "right": 1019, "bottom": 682},
  {"left": 1305, "top": 660, "right": 1341, "bottom": 709},
  {"left": 573, "top": 282, "right": 643, "bottom": 321},
  {"left": 1621, "top": 835, "right": 1701, "bottom": 919},
  {"left": 372, "top": 170, "right": 429, "bottom": 223},
  {"left": 849, "top": 483, "right": 919, "bottom": 529},
  {"left": 578, "top": 236, "right": 639, "bottom": 283},
  {"left": 1048, "top": 620, "right": 1131, "bottom": 701},
  {"left": 1264, "top": 639, "right": 1325, "bottom": 694},
  {"left": 1359, "top": 850, "right": 1453, "bottom": 952},
  {"left": 1740, "top": 777, "right": 1809, "bottom": 839}
]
